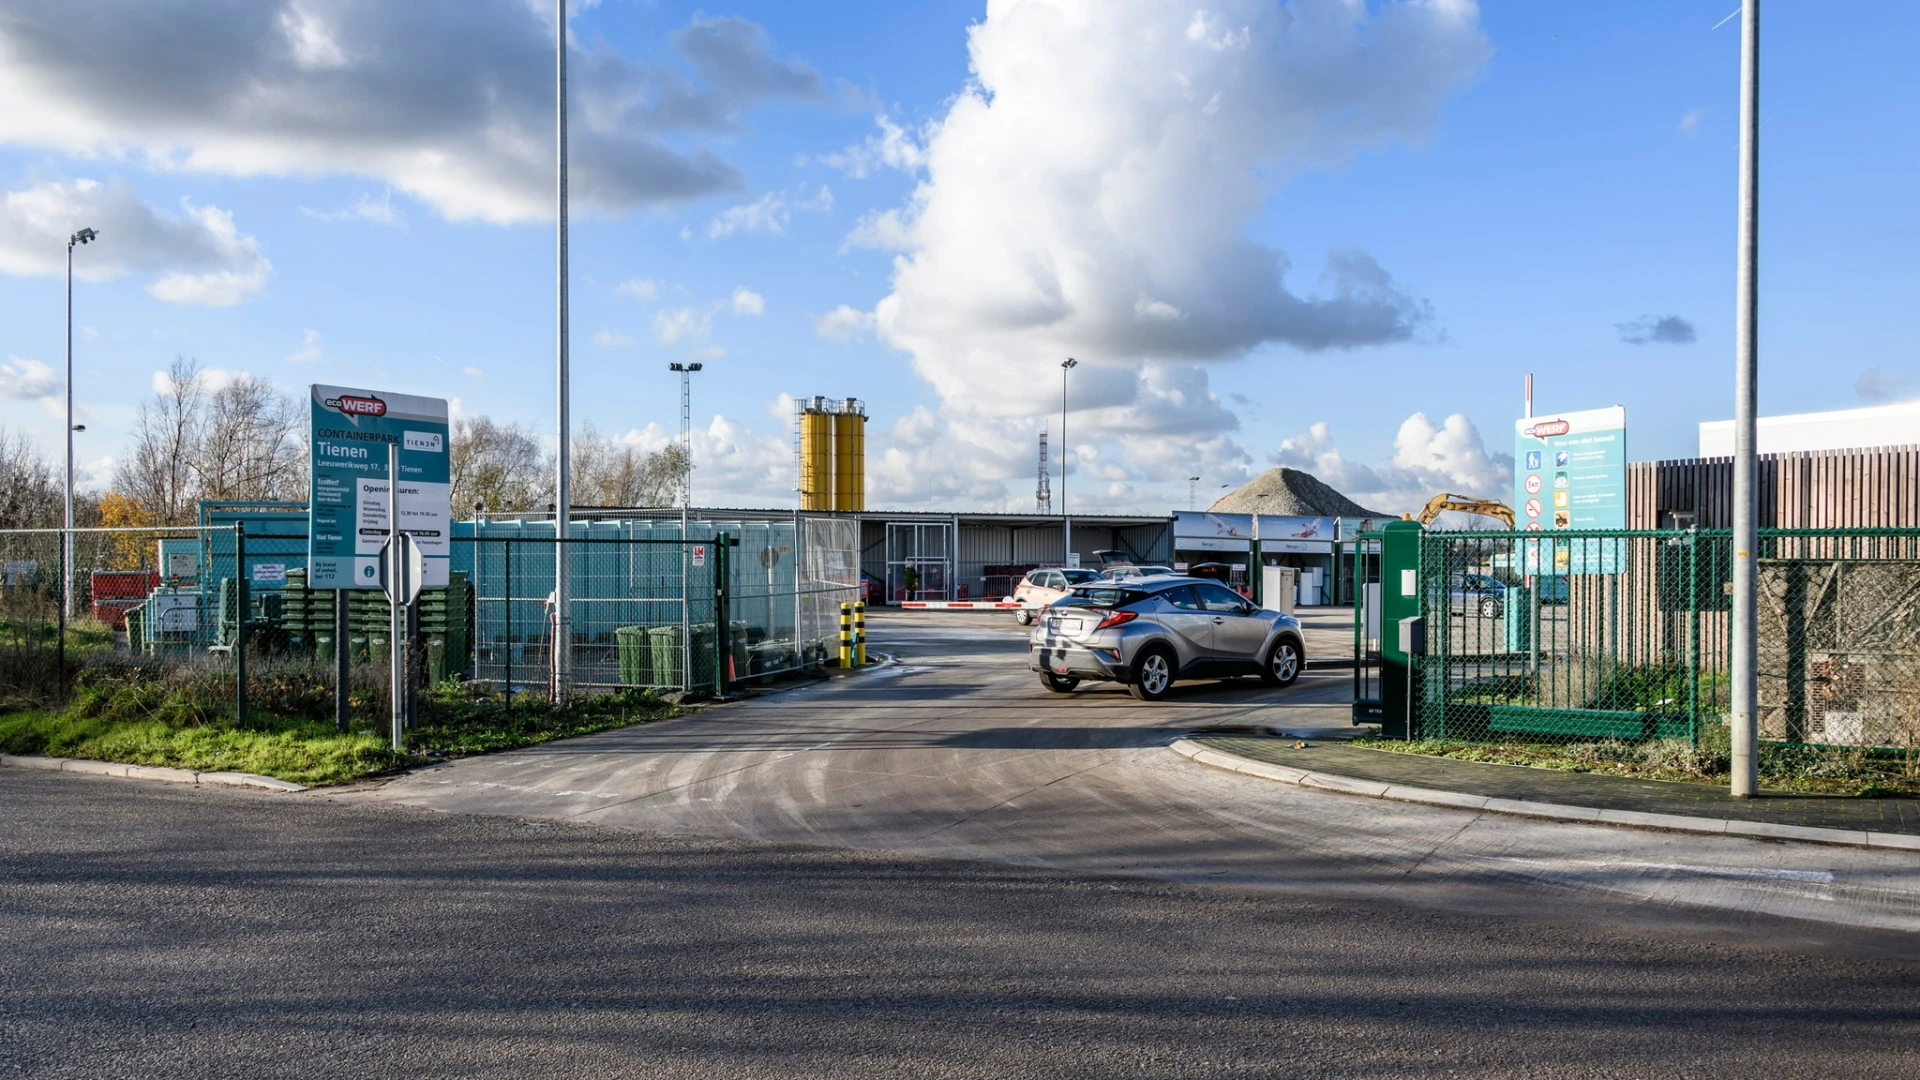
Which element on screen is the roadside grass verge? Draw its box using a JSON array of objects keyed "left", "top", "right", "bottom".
[
  {"left": 1354, "top": 727, "right": 1920, "bottom": 797},
  {"left": 0, "top": 660, "right": 680, "bottom": 786}
]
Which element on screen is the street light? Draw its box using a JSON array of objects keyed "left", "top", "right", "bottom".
[
  {"left": 1730, "top": 0, "right": 1761, "bottom": 797},
  {"left": 64, "top": 226, "right": 97, "bottom": 622},
  {"left": 554, "top": 0, "right": 572, "bottom": 703},
  {"left": 1061, "top": 358, "right": 1077, "bottom": 565},
  {"left": 1187, "top": 476, "right": 1201, "bottom": 512}
]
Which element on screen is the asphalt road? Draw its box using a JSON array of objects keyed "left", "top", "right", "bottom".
[
  {"left": 353, "top": 611, "right": 1920, "bottom": 947},
  {"left": 6, "top": 767, "right": 1920, "bottom": 1079},
  {"left": 7, "top": 609, "right": 1920, "bottom": 1076}
]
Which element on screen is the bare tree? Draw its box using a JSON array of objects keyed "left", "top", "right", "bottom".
[
  {"left": 111, "top": 358, "right": 305, "bottom": 521},
  {"left": 450, "top": 415, "right": 549, "bottom": 515},
  {"left": 573, "top": 424, "right": 687, "bottom": 507},
  {"left": 198, "top": 375, "right": 306, "bottom": 502},
  {"left": 0, "top": 428, "right": 61, "bottom": 529},
  {"left": 113, "top": 357, "right": 206, "bottom": 524}
]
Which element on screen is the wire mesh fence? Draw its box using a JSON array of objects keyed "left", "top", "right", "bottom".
[
  {"left": 0, "top": 513, "right": 862, "bottom": 723},
  {"left": 1413, "top": 527, "right": 1920, "bottom": 751}
]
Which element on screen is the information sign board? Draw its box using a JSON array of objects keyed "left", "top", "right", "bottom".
[
  {"left": 308, "top": 385, "right": 450, "bottom": 590},
  {"left": 1514, "top": 405, "right": 1626, "bottom": 573}
]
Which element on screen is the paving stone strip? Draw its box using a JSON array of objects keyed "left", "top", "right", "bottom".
[{"left": 1187, "top": 734, "right": 1920, "bottom": 841}]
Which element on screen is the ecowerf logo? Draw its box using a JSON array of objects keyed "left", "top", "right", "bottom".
[
  {"left": 1526, "top": 419, "right": 1570, "bottom": 438},
  {"left": 324, "top": 394, "right": 387, "bottom": 417}
]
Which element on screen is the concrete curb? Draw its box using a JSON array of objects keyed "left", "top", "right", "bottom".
[
  {"left": 1168, "top": 739, "right": 1920, "bottom": 852},
  {"left": 0, "top": 754, "right": 306, "bottom": 793}
]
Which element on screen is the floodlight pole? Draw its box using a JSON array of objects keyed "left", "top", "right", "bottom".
[
  {"left": 1730, "top": 0, "right": 1761, "bottom": 797},
  {"left": 552, "top": 0, "right": 573, "bottom": 704},
  {"left": 1061, "top": 358, "right": 1077, "bottom": 565},
  {"left": 63, "top": 227, "right": 95, "bottom": 621},
  {"left": 670, "top": 362, "right": 702, "bottom": 690}
]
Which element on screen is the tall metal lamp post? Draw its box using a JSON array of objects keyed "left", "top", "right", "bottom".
[
  {"left": 64, "top": 226, "right": 97, "bottom": 621},
  {"left": 553, "top": 0, "right": 573, "bottom": 703},
  {"left": 1730, "top": 0, "right": 1761, "bottom": 797},
  {"left": 1187, "top": 475, "right": 1201, "bottom": 512},
  {"left": 1061, "top": 358, "right": 1077, "bottom": 565}
]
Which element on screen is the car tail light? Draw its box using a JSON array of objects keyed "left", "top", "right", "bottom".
[{"left": 1093, "top": 610, "right": 1137, "bottom": 630}]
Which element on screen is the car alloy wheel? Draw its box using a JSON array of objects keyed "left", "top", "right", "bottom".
[
  {"left": 1480, "top": 597, "right": 1498, "bottom": 618},
  {"left": 1263, "top": 639, "right": 1300, "bottom": 687},
  {"left": 1129, "top": 649, "right": 1174, "bottom": 701},
  {"left": 1016, "top": 608, "right": 1034, "bottom": 626}
]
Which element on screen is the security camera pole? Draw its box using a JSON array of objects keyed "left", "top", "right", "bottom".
[
  {"left": 552, "top": 0, "right": 573, "bottom": 703},
  {"left": 63, "top": 226, "right": 97, "bottom": 622},
  {"left": 1729, "top": 0, "right": 1761, "bottom": 797}
]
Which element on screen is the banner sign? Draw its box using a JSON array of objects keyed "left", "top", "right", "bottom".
[
  {"left": 1514, "top": 405, "right": 1626, "bottom": 573},
  {"left": 308, "top": 385, "right": 450, "bottom": 590}
]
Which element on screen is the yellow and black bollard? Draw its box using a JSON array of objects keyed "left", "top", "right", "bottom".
[
  {"left": 854, "top": 600, "right": 867, "bottom": 667},
  {"left": 839, "top": 602, "right": 853, "bottom": 669}
]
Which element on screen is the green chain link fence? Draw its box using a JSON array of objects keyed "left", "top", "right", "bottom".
[{"left": 1414, "top": 527, "right": 1920, "bottom": 751}]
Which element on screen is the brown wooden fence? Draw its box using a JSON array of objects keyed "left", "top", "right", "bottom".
[{"left": 1629, "top": 446, "right": 1920, "bottom": 530}]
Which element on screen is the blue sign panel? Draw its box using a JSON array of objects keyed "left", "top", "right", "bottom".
[
  {"left": 308, "top": 385, "right": 451, "bottom": 590},
  {"left": 1514, "top": 405, "right": 1626, "bottom": 573}
]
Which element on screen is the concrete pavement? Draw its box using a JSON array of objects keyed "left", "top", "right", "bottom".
[{"left": 346, "top": 611, "right": 1920, "bottom": 948}]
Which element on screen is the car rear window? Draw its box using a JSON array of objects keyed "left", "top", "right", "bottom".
[
  {"left": 1063, "top": 586, "right": 1144, "bottom": 608},
  {"left": 1062, "top": 569, "right": 1102, "bottom": 583}
]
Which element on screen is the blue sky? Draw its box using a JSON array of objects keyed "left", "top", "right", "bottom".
[{"left": 1, "top": 1, "right": 1915, "bottom": 514}]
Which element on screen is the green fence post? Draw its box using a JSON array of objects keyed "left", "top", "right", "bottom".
[
  {"left": 714, "top": 532, "right": 730, "bottom": 698},
  {"left": 1687, "top": 528, "right": 1700, "bottom": 748},
  {"left": 235, "top": 525, "right": 250, "bottom": 729},
  {"left": 1378, "top": 520, "right": 1422, "bottom": 739}
]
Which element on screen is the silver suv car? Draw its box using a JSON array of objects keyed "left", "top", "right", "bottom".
[{"left": 1027, "top": 576, "right": 1306, "bottom": 701}]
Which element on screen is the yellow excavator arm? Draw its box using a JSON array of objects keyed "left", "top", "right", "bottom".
[{"left": 1411, "top": 493, "right": 1516, "bottom": 529}]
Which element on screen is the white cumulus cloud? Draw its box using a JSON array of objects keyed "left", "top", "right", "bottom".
[
  {"left": 1, "top": 356, "right": 59, "bottom": 399},
  {"left": 0, "top": 5, "right": 822, "bottom": 224},
  {"left": 286, "top": 328, "right": 323, "bottom": 363},
  {"left": 835, "top": 0, "right": 1489, "bottom": 508},
  {"left": 0, "top": 179, "right": 272, "bottom": 305},
  {"left": 731, "top": 287, "right": 765, "bottom": 315}
]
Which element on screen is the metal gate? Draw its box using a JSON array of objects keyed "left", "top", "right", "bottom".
[
  {"left": 1351, "top": 533, "right": 1383, "bottom": 721},
  {"left": 884, "top": 522, "right": 953, "bottom": 602}
]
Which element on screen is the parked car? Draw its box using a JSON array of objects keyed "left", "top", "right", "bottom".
[
  {"left": 1010, "top": 567, "right": 1104, "bottom": 625},
  {"left": 860, "top": 570, "right": 882, "bottom": 606},
  {"left": 1449, "top": 572, "right": 1507, "bottom": 617},
  {"left": 1101, "top": 564, "right": 1174, "bottom": 582},
  {"left": 1184, "top": 562, "right": 1250, "bottom": 597},
  {"left": 1028, "top": 576, "right": 1306, "bottom": 701}
]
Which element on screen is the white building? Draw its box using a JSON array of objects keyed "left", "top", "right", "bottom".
[{"left": 1699, "top": 400, "right": 1920, "bottom": 457}]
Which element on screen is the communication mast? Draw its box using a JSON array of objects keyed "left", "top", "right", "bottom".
[{"left": 1036, "top": 427, "right": 1052, "bottom": 514}]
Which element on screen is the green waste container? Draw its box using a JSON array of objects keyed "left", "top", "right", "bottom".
[
  {"left": 648, "top": 623, "right": 718, "bottom": 689},
  {"left": 614, "top": 626, "right": 654, "bottom": 687}
]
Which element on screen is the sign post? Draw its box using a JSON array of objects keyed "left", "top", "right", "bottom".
[
  {"left": 379, "top": 443, "right": 425, "bottom": 753},
  {"left": 309, "top": 385, "right": 449, "bottom": 738}
]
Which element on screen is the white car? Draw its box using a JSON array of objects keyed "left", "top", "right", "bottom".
[
  {"left": 1101, "top": 564, "right": 1174, "bottom": 582},
  {"left": 1010, "top": 567, "right": 1103, "bottom": 625}
]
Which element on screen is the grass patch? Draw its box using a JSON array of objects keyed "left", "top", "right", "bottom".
[
  {"left": 1355, "top": 726, "right": 1920, "bottom": 797},
  {"left": 0, "top": 661, "right": 680, "bottom": 786}
]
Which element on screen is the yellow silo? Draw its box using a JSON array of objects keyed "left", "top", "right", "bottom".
[
  {"left": 799, "top": 399, "right": 835, "bottom": 511},
  {"left": 832, "top": 399, "right": 866, "bottom": 512}
]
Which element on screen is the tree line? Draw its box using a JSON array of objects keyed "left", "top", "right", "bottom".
[{"left": 0, "top": 357, "right": 688, "bottom": 531}]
